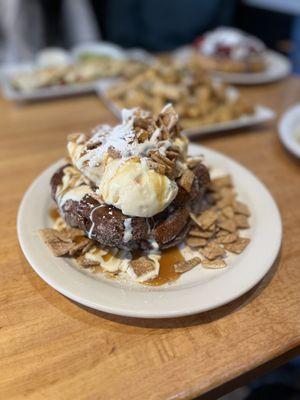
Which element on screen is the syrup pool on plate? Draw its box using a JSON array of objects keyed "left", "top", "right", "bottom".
[
  {"left": 141, "top": 247, "right": 183, "bottom": 286},
  {"left": 49, "top": 208, "right": 60, "bottom": 221}
]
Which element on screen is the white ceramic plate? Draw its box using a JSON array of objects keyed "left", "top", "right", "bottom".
[
  {"left": 97, "top": 84, "right": 275, "bottom": 137},
  {"left": 17, "top": 145, "right": 281, "bottom": 318},
  {"left": 174, "top": 47, "right": 291, "bottom": 85},
  {"left": 278, "top": 103, "right": 300, "bottom": 158}
]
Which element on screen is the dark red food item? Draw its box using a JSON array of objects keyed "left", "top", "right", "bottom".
[{"left": 215, "top": 44, "right": 232, "bottom": 58}]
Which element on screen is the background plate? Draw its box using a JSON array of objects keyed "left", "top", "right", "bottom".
[
  {"left": 278, "top": 103, "right": 300, "bottom": 158},
  {"left": 173, "top": 47, "right": 291, "bottom": 85},
  {"left": 96, "top": 84, "right": 275, "bottom": 137}
]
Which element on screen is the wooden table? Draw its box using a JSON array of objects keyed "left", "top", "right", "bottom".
[{"left": 1, "top": 78, "right": 300, "bottom": 400}]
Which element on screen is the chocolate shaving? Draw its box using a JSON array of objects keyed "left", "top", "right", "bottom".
[
  {"left": 234, "top": 214, "right": 250, "bottom": 229},
  {"left": 217, "top": 219, "right": 236, "bottom": 233},
  {"left": 86, "top": 140, "right": 102, "bottom": 151},
  {"left": 188, "top": 229, "right": 214, "bottom": 239},
  {"left": 186, "top": 237, "right": 207, "bottom": 248},
  {"left": 202, "top": 259, "right": 226, "bottom": 269},
  {"left": 200, "top": 242, "right": 225, "bottom": 260},
  {"left": 215, "top": 233, "right": 238, "bottom": 244},
  {"left": 233, "top": 201, "right": 251, "bottom": 216},
  {"left": 148, "top": 150, "right": 174, "bottom": 168},
  {"left": 166, "top": 149, "right": 181, "bottom": 160},
  {"left": 192, "top": 209, "right": 218, "bottom": 230},
  {"left": 107, "top": 146, "right": 121, "bottom": 159},
  {"left": 222, "top": 206, "right": 234, "bottom": 219},
  {"left": 146, "top": 159, "right": 166, "bottom": 175},
  {"left": 178, "top": 169, "right": 195, "bottom": 193},
  {"left": 136, "top": 129, "right": 150, "bottom": 143},
  {"left": 130, "top": 257, "right": 156, "bottom": 277},
  {"left": 174, "top": 257, "right": 201, "bottom": 273},
  {"left": 216, "top": 194, "right": 236, "bottom": 209},
  {"left": 39, "top": 228, "right": 91, "bottom": 257},
  {"left": 224, "top": 238, "right": 250, "bottom": 254},
  {"left": 133, "top": 117, "right": 153, "bottom": 130},
  {"left": 158, "top": 104, "right": 179, "bottom": 131}
]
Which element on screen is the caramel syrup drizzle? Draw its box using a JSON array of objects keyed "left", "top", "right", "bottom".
[{"left": 142, "top": 247, "right": 183, "bottom": 286}]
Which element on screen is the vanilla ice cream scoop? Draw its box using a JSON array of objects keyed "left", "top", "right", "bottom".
[{"left": 98, "top": 158, "right": 178, "bottom": 217}]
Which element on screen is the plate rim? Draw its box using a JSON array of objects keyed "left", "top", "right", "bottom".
[
  {"left": 211, "top": 50, "right": 291, "bottom": 85},
  {"left": 17, "top": 144, "right": 282, "bottom": 318},
  {"left": 278, "top": 103, "right": 300, "bottom": 158}
]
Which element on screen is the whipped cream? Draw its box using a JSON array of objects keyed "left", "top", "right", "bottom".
[
  {"left": 65, "top": 104, "right": 187, "bottom": 217},
  {"left": 67, "top": 104, "right": 184, "bottom": 185}
]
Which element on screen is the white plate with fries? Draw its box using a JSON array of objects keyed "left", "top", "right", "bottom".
[
  {"left": 97, "top": 84, "right": 275, "bottom": 137},
  {"left": 17, "top": 144, "right": 281, "bottom": 318}
]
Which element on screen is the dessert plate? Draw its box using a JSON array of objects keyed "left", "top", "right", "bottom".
[
  {"left": 17, "top": 145, "right": 282, "bottom": 318},
  {"left": 174, "top": 47, "right": 291, "bottom": 85},
  {"left": 210, "top": 51, "right": 291, "bottom": 85},
  {"left": 278, "top": 103, "right": 300, "bottom": 158}
]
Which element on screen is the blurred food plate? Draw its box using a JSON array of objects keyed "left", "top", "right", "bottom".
[
  {"left": 1, "top": 64, "right": 98, "bottom": 102},
  {"left": 96, "top": 82, "right": 275, "bottom": 137},
  {"left": 279, "top": 103, "right": 300, "bottom": 158},
  {"left": 174, "top": 47, "right": 291, "bottom": 85},
  {"left": 1, "top": 43, "right": 155, "bottom": 102}
]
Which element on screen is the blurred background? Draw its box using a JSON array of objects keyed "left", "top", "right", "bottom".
[
  {"left": 1, "top": 1, "right": 299, "bottom": 400},
  {"left": 0, "top": 0, "right": 300, "bottom": 72}
]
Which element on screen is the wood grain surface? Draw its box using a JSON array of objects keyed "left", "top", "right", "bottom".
[{"left": 1, "top": 78, "right": 300, "bottom": 400}]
